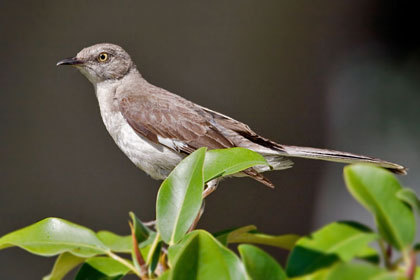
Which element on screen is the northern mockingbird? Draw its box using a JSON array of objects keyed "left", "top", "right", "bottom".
[{"left": 57, "top": 43, "right": 406, "bottom": 193}]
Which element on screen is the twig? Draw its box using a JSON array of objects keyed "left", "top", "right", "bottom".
[
  {"left": 107, "top": 250, "right": 143, "bottom": 279},
  {"left": 378, "top": 240, "right": 392, "bottom": 269},
  {"left": 404, "top": 249, "right": 416, "bottom": 280}
]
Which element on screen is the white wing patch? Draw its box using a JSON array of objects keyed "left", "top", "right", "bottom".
[{"left": 157, "top": 135, "right": 188, "bottom": 152}]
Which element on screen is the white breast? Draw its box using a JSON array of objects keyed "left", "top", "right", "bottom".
[{"left": 95, "top": 83, "right": 184, "bottom": 180}]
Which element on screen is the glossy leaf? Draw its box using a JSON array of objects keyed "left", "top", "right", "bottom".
[
  {"left": 396, "top": 188, "right": 420, "bottom": 215},
  {"left": 215, "top": 225, "right": 257, "bottom": 245},
  {"left": 145, "top": 232, "right": 161, "bottom": 266},
  {"left": 170, "top": 230, "right": 247, "bottom": 280},
  {"left": 76, "top": 264, "right": 121, "bottom": 280},
  {"left": 43, "top": 253, "right": 85, "bottom": 280},
  {"left": 286, "top": 221, "right": 377, "bottom": 277},
  {"left": 239, "top": 244, "right": 286, "bottom": 280},
  {"left": 0, "top": 218, "right": 107, "bottom": 257},
  {"left": 75, "top": 257, "right": 130, "bottom": 280},
  {"left": 139, "top": 231, "right": 158, "bottom": 252},
  {"left": 344, "top": 165, "right": 416, "bottom": 250},
  {"left": 167, "top": 232, "right": 195, "bottom": 267},
  {"left": 86, "top": 257, "right": 130, "bottom": 276},
  {"left": 215, "top": 225, "right": 299, "bottom": 250},
  {"left": 325, "top": 263, "right": 396, "bottom": 280},
  {"left": 148, "top": 241, "right": 163, "bottom": 275},
  {"left": 157, "top": 148, "right": 206, "bottom": 245},
  {"left": 203, "top": 148, "right": 268, "bottom": 182},
  {"left": 129, "top": 212, "right": 151, "bottom": 244},
  {"left": 230, "top": 232, "right": 299, "bottom": 250},
  {"left": 96, "top": 231, "right": 131, "bottom": 253}
]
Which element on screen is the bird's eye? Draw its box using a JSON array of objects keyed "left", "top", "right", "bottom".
[{"left": 98, "top": 52, "right": 109, "bottom": 62}]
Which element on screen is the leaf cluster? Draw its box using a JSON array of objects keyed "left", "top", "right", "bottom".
[{"left": 0, "top": 148, "right": 419, "bottom": 279}]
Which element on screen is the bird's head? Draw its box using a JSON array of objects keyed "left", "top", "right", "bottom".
[{"left": 57, "top": 43, "right": 134, "bottom": 84}]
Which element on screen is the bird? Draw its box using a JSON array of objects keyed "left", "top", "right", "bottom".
[{"left": 57, "top": 43, "right": 406, "bottom": 195}]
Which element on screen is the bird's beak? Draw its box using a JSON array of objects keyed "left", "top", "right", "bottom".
[{"left": 56, "top": 57, "right": 83, "bottom": 66}]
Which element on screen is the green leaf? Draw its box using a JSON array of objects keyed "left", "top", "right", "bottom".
[
  {"left": 0, "top": 218, "right": 108, "bottom": 257},
  {"left": 170, "top": 230, "right": 247, "bottom": 280},
  {"left": 415, "top": 243, "right": 420, "bottom": 252},
  {"left": 238, "top": 244, "right": 286, "bottom": 280},
  {"left": 135, "top": 233, "right": 157, "bottom": 264},
  {"left": 215, "top": 225, "right": 299, "bottom": 250},
  {"left": 203, "top": 148, "right": 268, "bottom": 182},
  {"left": 75, "top": 257, "right": 129, "bottom": 280},
  {"left": 85, "top": 257, "right": 130, "bottom": 276},
  {"left": 96, "top": 231, "right": 131, "bottom": 253},
  {"left": 144, "top": 232, "right": 161, "bottom": 266},
  {"left": 76, "top": 264, "right": 121, "bottom": 280},
  {"left": 148, "top": 241, "right": 163, "bottom": 275},
  {"left": 396, "top": 188, "right": 420, "bottom": 215},
  {"left": 43, "top": 253, "right": 85, "bottom": 280},
  {"left": 139, "top": 231, "right": 158, "bottom": 252},
  {"left": 325, "top": 263, "right": 397, "bottom": 280},
  {"left": 230, "top": 232, "right": 299, "bottom": 251},
  {"left": 129, "top": 212, "right": 151, "bottom": 244},
  {"left": 415, "top": 267, "right": 420, "bottom": 280},
  {"left": 286, "top": 221, "right": 378, "bottom": 277},
  {"left": 145, "top": 234, "right": 162, "bottom": 273},
  {"left": 157, "top": 148, "right": 206, "bottom": 245},
  {"left": 289, "top": 269, "right": 329, "bottom": 280},
  {"left": 355, "top": 246, "right": 380, "bottom": 264},
  {"left": 167, "top": 232, "right": 195, "bottom": 267},
  {"left": 158, "top": 270, "right": 171, "bottom": 280},
  {"left": 214, "top": 225, "right": 257, "bottom": 245},
  {"left": 344, "top": 164, "right": 416, "bottom": 250}
]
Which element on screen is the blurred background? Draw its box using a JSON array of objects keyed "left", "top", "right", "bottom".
[{"left": 1, "top": 0, "right": 419, "bottom": 278}]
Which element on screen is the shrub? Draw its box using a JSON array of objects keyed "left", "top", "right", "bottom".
[{"left": 0, "top": 148, "right": 419, "bottom": 279}]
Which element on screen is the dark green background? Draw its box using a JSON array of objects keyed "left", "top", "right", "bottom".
[{"left": 1, "top": 1, "right": 419, "bottom": 278}]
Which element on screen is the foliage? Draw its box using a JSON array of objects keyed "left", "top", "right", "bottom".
[{"left": 0, "top": 147, "right": 419, "bottom": 279}]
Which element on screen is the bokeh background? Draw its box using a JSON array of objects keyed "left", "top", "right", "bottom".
[{"left": 1, "top": 1, "right": 420, "bottom": 278}]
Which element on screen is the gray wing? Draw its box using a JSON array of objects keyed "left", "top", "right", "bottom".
[
  {"left": 118, "top": 90, "right": 276, "bottom": 187},
  {"left": 119, "top": 94, "right": 233, "bottom": 154}
]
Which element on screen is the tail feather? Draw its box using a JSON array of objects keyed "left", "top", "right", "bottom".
[
  {"left": 277, "top": 145, "right": 407, "bottom": 175},
  {"left": 202, "top": 104, "right": 406, "bottom": 175}
]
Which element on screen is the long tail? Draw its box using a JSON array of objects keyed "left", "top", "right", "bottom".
[{"left": 277, "top": 145, "right": 407, "bottom": 175}]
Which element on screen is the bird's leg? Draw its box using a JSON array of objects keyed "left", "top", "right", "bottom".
[
  {"left": 188, "top": 179, "right": 220, "bottom": 232},
  {"left": 202, "top": 178, "right": 220, "bottom": 198},
  {"left": 188, "top": 200, "right": 206, "bottom": 232}
]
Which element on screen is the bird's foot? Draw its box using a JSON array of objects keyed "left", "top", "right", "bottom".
[{"left": 202, "top": 178, "right": 220, "bottom": 198}]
